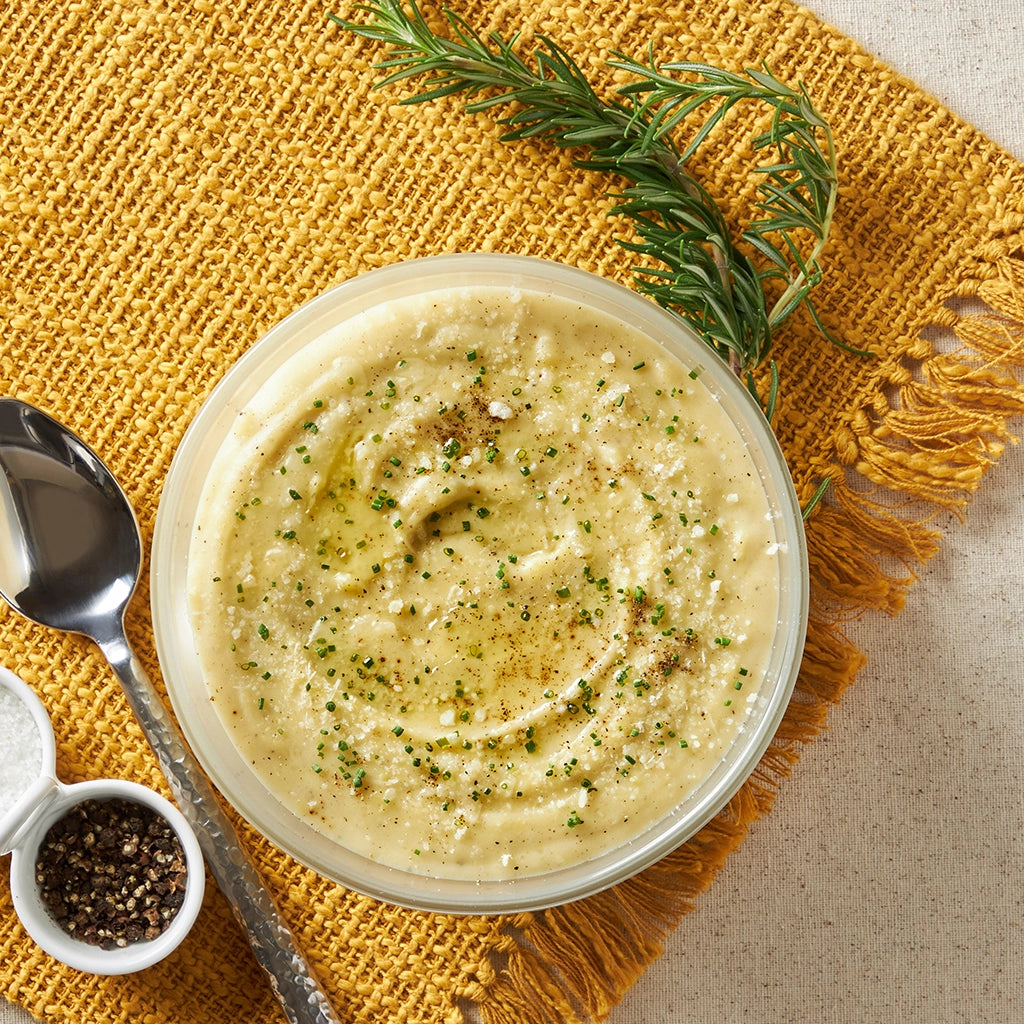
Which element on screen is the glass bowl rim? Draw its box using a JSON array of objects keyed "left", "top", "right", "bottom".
[{"left": 151, "top": 252, "right": 809, "bottom": 914}]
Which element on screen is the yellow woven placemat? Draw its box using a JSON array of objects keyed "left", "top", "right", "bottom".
[{"left": 1, "top": 1, "right": 1022, "bottom": 1022}]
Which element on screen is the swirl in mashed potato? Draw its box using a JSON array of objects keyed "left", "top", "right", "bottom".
[{"left": 188, "top": 286, "right": 780, "bottom": 878}]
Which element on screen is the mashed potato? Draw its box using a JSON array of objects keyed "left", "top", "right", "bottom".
[{"left": 188, "top": 286, "right": 779, "bottom": 878}]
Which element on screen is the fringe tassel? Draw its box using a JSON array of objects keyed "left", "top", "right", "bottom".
[
  {"left": 847, "top": 254, "right": 1024, "bottom": 510},
  {"left": 480, "top": 925, "right": 583, "bottom": 1024},
  {"left": 805, "top": 489, "right": 940, "bottom": 616},
  {"left": 476, "top": 245, "right": 1024, "bottom": 1024}
]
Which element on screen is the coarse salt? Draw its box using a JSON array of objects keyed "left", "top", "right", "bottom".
[{"left": 0, "top": 688, "right": 43, "bottom": 816}]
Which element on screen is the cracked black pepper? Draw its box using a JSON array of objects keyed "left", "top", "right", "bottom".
[{"left": 35, "top": 798, "right": 188, "bottom": 949}]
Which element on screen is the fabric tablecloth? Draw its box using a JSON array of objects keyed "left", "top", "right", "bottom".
[{"left": 2, "top": 1, "right": 1022, "bottom": 1022}]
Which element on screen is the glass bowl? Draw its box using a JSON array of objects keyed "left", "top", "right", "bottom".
[{"left": 151, "top": 253, "right": 808, "bottom": 914}]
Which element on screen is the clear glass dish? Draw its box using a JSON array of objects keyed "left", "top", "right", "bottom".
[{"left": 151, "top": 253, "right": 808, "bottom": 913}]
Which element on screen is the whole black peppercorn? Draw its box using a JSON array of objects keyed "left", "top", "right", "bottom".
[{"left": 35, "top": 798, "right": 188, "bottom": 950}]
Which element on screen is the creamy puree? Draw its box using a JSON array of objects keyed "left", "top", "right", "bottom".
[{"left": 188, "top": 286, "right": 780, "bottom": 878}]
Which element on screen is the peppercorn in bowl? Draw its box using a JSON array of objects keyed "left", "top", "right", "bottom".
[{"left": 152, "top": 254, "right": 808, "bottom": 914}]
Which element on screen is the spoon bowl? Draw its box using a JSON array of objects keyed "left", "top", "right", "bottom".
[
  {"left": 0, "top": 401, "right": 140, "bottom": 640},
  {"left": 0, "top": 398, "right": 338, "bottom": 1023}
]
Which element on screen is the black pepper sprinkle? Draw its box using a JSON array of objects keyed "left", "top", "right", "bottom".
[{"left": 34, "top": 798, "right": 188, "bottom": 949}]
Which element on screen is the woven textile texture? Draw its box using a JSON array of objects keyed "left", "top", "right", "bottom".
[{"left": 1, "top": 1, "right": 1023, "bottom": 1022}]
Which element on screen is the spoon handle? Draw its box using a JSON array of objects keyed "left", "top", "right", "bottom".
[{"left": 98, "top": 630, "right": 342, "bottom": 1024}]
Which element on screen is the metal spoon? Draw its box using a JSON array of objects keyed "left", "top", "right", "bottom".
[{"left": 0, "top": 398, "right": 340, "bottom": 1023}]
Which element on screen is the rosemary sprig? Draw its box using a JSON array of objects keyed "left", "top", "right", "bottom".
[{"left": 329, "top": 0, "right": 850, "bottom": 406}]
